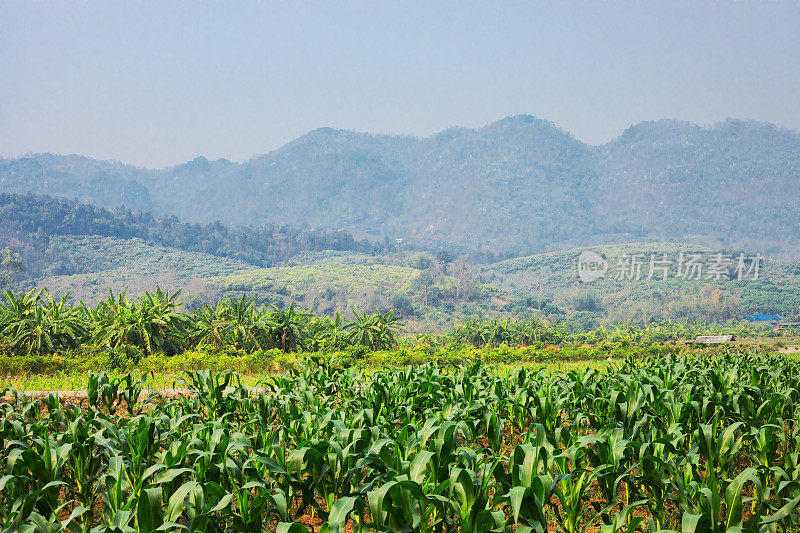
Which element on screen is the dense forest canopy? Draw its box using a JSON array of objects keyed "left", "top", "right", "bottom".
[{"left": 0, "top": 193, "right": 382, "bottom": 276}]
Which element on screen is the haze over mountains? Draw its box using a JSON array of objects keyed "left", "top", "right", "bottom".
[{"left": 2, "top": 115, "right": 799, "bottom": 257}]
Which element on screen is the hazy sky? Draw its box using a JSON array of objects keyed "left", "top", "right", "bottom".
[{"left": 2, "top": 1, "right": 799, "bottom": 168}]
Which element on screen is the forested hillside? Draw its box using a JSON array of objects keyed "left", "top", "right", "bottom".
[
  {"left": 0, "top": 154, "right": 153, "bottom": 212},
  {"left": 3, "top": 116, "right": 799, "bottom": 256},
  {"left": 0, "top": 193, "right": 492, "bottom": 325},
  {"left": 0, "top": 192, "right": 380, "bottom": 277},
  {"left": 594, "top": 119, "right": 800, "bottom": 255},
  {"left": 2, "top": 192, "right": 799, "bottom": 327},
  {"left": 483, "top": 243, "right": 800, "bottom": 324}
]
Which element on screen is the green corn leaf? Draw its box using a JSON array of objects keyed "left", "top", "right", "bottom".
[
  {"left": 277, "top": 523, "right": 311, "bottom": 533},
  {"left": 60, "top": 504, "right": 89, "bottom": 528},
  {"left": 409, "top": 451, "right": 435, "bottom": 483},
  {"left": 681, "top": 512, "right": 711, "bottom": 533},
  {"left": 165, "top": 481, "right": 199, "bottom": 523},
  {"left": 724, "top": 468, "right": 758, "bottom": 529},
  {"left": 326, "top": 496, "right": 357, "bottom": 531},
  {"left": 760, "top": 494, "right": 800, "bottom": 527},
  {"left": 136, "top": 487, "right": 164, "bottom": 533}
]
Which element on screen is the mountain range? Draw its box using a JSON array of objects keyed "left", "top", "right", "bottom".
[{"left": 2, "top": 115, "right": 799, "bottom": 257}]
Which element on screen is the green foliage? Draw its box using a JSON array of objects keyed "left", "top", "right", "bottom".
[
  {"left": 191, "top": 294, "right": 272, "bottom": 351},
  {"left": 487, "top": 243, "right": 800, "bottom": 323},
  {"left": 345, "top": 308, "right": 404, "bottom": 350},
  {"left": 265, "top": 302, "right": 309, "bottom": 352},
  {"left": 90, "top": 288, "right": 189, "bottom": 356},
  {"left": 444, "top": 317, "right": 563, "bottom": 347},
  {"left": 0, "top": 289, "right": 88, "bottom": 356},
  {"left": 2, "top": 283, "right": 796, "bottom": 365},
  {"left": 2, "top": 352, "right": 800, "bottom": 531},
  {"left": 0, "top": 191, "right": 380, "bottom": 273},
  {"left": 0, "top": 287, "right": 414, "bottom": 358},
  {"left": 572, "top": 290, "right": 602, "bottom": 312},
  {"left": 308, "top": 312, "right": 350, "bottom": 352},
  {"left": 7, "top": 189, "right": 800, "bottom": 328}
]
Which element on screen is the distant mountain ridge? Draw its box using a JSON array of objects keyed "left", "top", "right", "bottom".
[{"left": 2, "top": 116, "right": 799, "bottom": 256}]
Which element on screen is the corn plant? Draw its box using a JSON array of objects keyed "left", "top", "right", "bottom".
[{"left": 2, "top": 352, "right": 800, "bottom": 531}]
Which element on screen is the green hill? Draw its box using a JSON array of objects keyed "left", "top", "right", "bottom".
[
  {"left": 19, "top": 237, "right": 502, "bottom": 330},
  {"left": 483, "top": 243, "right": 800, "bottom": 323},
  {"left": 20, "top": 235, "right": 257, "bottom": 305},
  {"left": 11, "top": 235, "right": 800, "bottom": 329},
  {"left": 208, "top": 252, "right": 453, "bottom": 316},
  {"left": 0, "top": 192, "right": 380, "bottom": 276},
  {"left": 3, "top": 193, "right": 800, "bottom": 329},
  {"left": 0, "top": 193, "right": 502, "bottom": 328}
]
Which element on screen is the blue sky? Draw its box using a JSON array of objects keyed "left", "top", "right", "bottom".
[{"left": 1, "top": 1, "right": 799, "bottom": 167}]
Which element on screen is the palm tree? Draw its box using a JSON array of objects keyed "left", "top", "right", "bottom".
[
  {"left": 191, "top": 302, "right": 229, "bottom": 349},
  {"left": 91, "top": 288, "right": 189, "bottom": 356},
  {"left": 345, "top": 308, "right": 404, "bottom": 350},
  {"left": 191, "top": 295, "right": 270, "bottom": 351},
  {"left": 265, "top": 302, "right": 309, "bottom": 352},
  {"left": 309, "top": 311, "right": 349, "bottom": 351},
  {"left": 0, "top": 289, "right": 88, "bottom": 355}
]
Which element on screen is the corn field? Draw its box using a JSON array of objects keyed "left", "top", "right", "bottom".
[{"left": 2, "top": 351, "right": 799, "bottom": 532}]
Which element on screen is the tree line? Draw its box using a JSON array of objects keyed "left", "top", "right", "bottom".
[
  {"left": 0, "top": 287, "right": 405, "bottom": 357},
  {"left": 3, "top": 286, "right": 791, "bottom": 361},
  {"left": 0, "top": 192, "right": 385, "bottom": 275}
]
